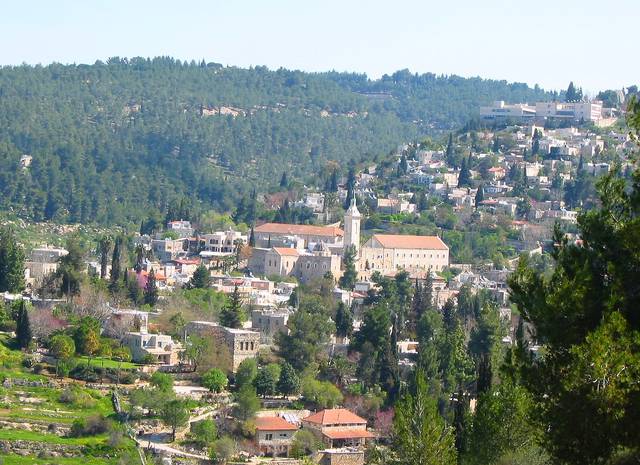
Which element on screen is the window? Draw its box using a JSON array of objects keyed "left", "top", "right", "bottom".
[{"left": 265, "top": 433, "right": 273, "bottom": 440}]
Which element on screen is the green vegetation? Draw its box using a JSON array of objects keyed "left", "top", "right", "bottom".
[{"left": 0, "top": 59, "right": 553, "bottom": 226}]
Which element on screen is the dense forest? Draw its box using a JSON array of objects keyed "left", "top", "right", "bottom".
[{"left": 0, "top": 57, "right": 553, "bottom": 225}]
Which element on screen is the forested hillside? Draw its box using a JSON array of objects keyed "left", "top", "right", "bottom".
[{"left": 0, "top": 57, "right": 552, "bottom": 225}]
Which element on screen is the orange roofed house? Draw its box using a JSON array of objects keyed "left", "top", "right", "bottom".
[
  {"left": 359, "top": 233, "right": 449, "bottom": 277},
  {"left": 301, "top": 408, "right": 374, "bottom": 448},
  {"left": 254, "top": 415, "right": 299, "bottom": 456}
]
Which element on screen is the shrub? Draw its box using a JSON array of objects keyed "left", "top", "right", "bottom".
[
  {"left": 189, "top": 419, "right": 217, "bottom": 447},
  {"left": 69, "top": 414, "right": 110, "bottom": 437}
]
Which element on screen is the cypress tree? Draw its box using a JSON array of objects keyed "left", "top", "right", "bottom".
[
  {"left": 144, "top": 269, "right": 159, "bottom": 306},
  {"left": 15, "top": 300, "right": 32, "bottom": 349},
  {"left": 0, "top": 228, "right": 25, "bottom": 293}
]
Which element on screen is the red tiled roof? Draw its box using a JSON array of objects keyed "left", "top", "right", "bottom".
[
  {"left": 371, "top": 234, "right": 448, "bottom": 250},
  {"left": 303, "top": 409, "right": 367, "bottom": 426},
  {"left": 256, "top": 223, "right": 343, "bottom": 237},
  {"left": 272, "top": 247, "right": 300, "bottom": 256},
  {"left": 322, "top": 429, "right": 375, "bottom": 439},
  {"left": 255, "top": 416, "right": 298, "bottom": 431}
]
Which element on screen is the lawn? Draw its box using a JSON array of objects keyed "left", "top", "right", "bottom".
[
  {"left": 0, "top": 429, "right": 108, "bottom": 445},
  {"left": 0, "top": 455, "right": 128, "bottom": 465},
  {"left": 73, "top": 356, "right": 138, "bottom": 370}
]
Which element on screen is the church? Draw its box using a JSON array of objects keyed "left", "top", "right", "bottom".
[{"left": 249, "top": 196, "right": 449, "bottom": 283}]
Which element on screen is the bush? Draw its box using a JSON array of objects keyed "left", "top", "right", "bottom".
[
  {"left": 59, "top": 386, "right": 97, "bottom": 408},
  {"left": 69, "top": 414, "right": 110, "bottom": 437},
  {"left": 189, "top": 419, "right": 217, "bottom": 447}
]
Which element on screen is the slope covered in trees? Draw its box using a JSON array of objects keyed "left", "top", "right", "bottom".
[{"left": 0, "top": 57, "right": 553, "bottom": 224}]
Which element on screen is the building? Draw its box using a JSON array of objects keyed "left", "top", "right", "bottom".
[
  {"left": 255, "top": 415, "right": 299, "bottom": 456},
  {"left": 254, "top": 223, "right": 343, "bottom": 249},
  {"left": 185, "top": 321, "right": 260, "bottom": 372},
  {"left": 301, "top": 409, "right": 374, "bottom": 448},
  {"left": 151, "top": 238, "right": 187, "bottom": 262},
  {"left": 314, "top": 448, "right": 365, "bottom": 465},
  {"left": 251, "top": 309, "right": 291, "bottom": 344},
  {"left": 480, "top": 101, "right": 536, "bottom": 120},
  {"left": 535, "top": 101, "right": 602, "bottom": 122},
  {"left": 200, "top": 230, "right": 247, "bottom": 255},
  {"left": 166, "top": 220, "right": 194, "bottom": 238},
  {"left": 359, "top": 234, "right": 449, "bottom": 275},
  {"left": 122, "top": 331, "right": 182, "bottom": 365},
  {"left": 480, "top": 100, "right": 603, "bottom": 122},
  {"left": 25, "top": 246, "right": 69, "bottom": 282},
  {"left": 249, "top": 244, "right": 342, "bottom": 284},
  {"left": 343, "top": 197, "right": 361, "bottom": 253}
]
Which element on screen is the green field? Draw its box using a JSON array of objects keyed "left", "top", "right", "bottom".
[
  {"left": 0, "top": 455, "right": 129, "bottom": 465},
  {"left": 74, "top": 355, "right": 138, "bottom": 370}
]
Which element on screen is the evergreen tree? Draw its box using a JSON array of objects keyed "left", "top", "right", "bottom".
[
  {"left": 445, "top": 133, "right": 456, "bottom": 167},
  {"left": 458, "top": 156, "right": 472, "bottom": 187},
  {"left": 329, "top": 170, "right": 339, "bottom": 192},
  {"left": 144, "top": 269, "right": 159, "bottom": 306},
  {"left": 220, "top": 285, "right": 243, "bottom": 328},
  {"left": 474, "top": 184, "right": 484, "bottom": 208},
  {"left": 15, "top": 300, "right": 31, "bottom": 349},
  {"left": 277, "top": 361, "right": 300, "bottom": 396},
  {"left": 248, "top": 226, "right": 256, "bottom": 247},
  {"left": 0, "top": 228, "right": 25, "bottom": 293},
  {"left": 57, "top": 237, "right": 85, "bottom": 298},
  {"left": 390, "top": 370, "right": 457, "bottom": 465},
  {"left": 109, "top": 236, "right": 124, "bottom": 292},
  {"left": 97, "top": 235, "right": 112, "bottom": 279},
  {"left": 279, "top": 171, "right": 288, "bottom": 188},
  {"left": 334, "top": 302, "right": 353, "bottom": 341},
  {"left": 338, "top": 245, "right": 357, "bottom": 290},
  {"left": 189, "top": 264, "right": 211, "bottom": 289},
  {"left": 508, "top": 106, "right": 640, "bottom": 463},
  {"left": 344, "top": 167, "right": 356, "bottom": 209}
]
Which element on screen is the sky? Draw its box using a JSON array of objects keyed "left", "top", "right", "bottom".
[{"left": 0, "top": 0, "right": 637, "bottom": 93}]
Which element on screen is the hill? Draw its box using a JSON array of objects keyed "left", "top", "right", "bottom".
[{"left": 0, "top": 57, "right": 553, "bottom": 225}]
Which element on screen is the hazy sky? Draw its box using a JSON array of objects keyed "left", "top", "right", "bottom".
[{"left": 1, "top": 0, "right": 637, "bottom": 92}]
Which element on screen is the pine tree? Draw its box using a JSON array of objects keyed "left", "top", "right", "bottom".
[
  {"left": 189, "top": 264, "right": 211, "bottom": 289},
  {"left": 338, "top": 245, "right": 358, "bottom": 290},
  {"left": 277, "top": 361, "right": 300, "bottom": 396},
  {"left": 0, "top": 228, "right": 25, "bottom": 293},
  {"left": 248, "top": 226, "right": 256, "bottom": 247},
  {"left": 220, "top": 285, "right": 243, "bottom": 328},
  {"left": 15, "top": 300, "right": 31, "bottom": 349},
  {"left": 391, "top": 370, "right": 457, "bottom": 465},
  {"left": 144, "top": 269, "right": 159, "bottom": 306}
]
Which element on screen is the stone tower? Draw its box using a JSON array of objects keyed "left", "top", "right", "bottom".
[{"left": 344, "top": 195, "right": 361, "bottom": 253}]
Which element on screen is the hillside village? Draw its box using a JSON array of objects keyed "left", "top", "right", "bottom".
[{"left": 0, "top": 91, "right": 638, "bottom": 465}]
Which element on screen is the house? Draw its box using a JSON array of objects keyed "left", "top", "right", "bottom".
[
  {"left": 151, "top": 238, "right": 187, "bottom": 262},
  {"left": 199, "top": 230, "right": 247, "bottom": 255},
  {"left": 122, "top": 331, "right": 183, "bottom": 365},
  {"left": 302, "top": 409, "right": 374, "bottom": 448},
  {"left": 185, "top": 321, "right": 260, "bottom": 372},
  {"left": 251, "top": 309, "right": 291, "bottom": 344},
  {"left": 255, "top": 415, "right": 299, "bottom": 456},
  {"left": 254, "top": 223, "right": 343, "bottom": 249},
  {"left": 25, "top": 246, "right": 68, "bottom": 282},
  {"left": 166, "top": 220, "right": 194, "bottom": 238},
  {"left": 248, "top": 244, "right": 342, "bottom": 284},
  {"left": 375, "top": 198, "right": 415, "bottom": 215},
  {"left": 359, "top": 234, "right": 449, "bottom": 276},
  {"left": 314, "top": 448, "right": 365, "bottom": 465}
]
